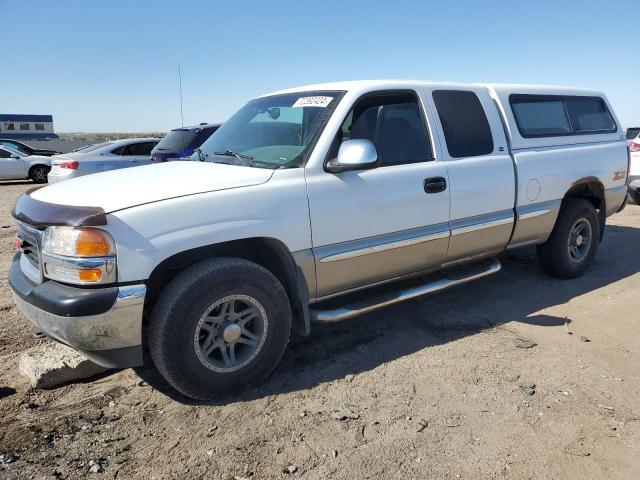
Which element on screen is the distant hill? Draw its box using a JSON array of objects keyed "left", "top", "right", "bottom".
[{"left": 57, "top": 132, "right": 166, "bottom": 141}]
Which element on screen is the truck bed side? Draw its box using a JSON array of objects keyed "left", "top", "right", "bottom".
[{"left": 486, "top": 85, "right": 628, "bottom": 248}]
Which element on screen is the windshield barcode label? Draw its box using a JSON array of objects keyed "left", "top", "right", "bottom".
[{"left": 292, "top": 96, "right": 334, "bottom": 108}]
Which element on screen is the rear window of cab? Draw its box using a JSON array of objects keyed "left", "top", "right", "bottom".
[{"left": 510, "top": 94, "right": 616, "bottom": 138}]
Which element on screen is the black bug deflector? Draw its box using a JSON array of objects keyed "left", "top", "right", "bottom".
[{"left": 12, "top": 189, "right": 107, "bottom": 228}]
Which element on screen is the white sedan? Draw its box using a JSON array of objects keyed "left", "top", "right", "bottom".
[
  {"left": 48, "top": 137, "right": 160, "bottom": 184},
  {"left": 0, "top": 146, "right": 51, "bottom": 183},
  {"left": 627, "top": 128, "right": 640, "bottom": 204}
]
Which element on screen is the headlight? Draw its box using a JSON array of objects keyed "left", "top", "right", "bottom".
[{"left": 41, "top": 227, "right": 116, "bottom": 285}]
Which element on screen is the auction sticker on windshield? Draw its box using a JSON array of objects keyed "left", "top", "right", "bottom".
[{"left": 292, "top": 96, "right": 334, "bottom": 108}]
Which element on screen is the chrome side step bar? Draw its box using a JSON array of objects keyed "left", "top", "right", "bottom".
[{"left": 310, "top": 258, "right": 502, "bottom": 324}]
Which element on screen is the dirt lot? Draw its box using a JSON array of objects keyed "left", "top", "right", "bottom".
[{"left": 0, "top": 181, "right": 638, "bottom": 479}]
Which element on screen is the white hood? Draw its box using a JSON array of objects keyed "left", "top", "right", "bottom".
[{"left": 31, "top": 161, "right": 274, "bottom": 213}]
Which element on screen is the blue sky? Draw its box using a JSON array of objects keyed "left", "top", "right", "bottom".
[{"left": 1, "top": 0, "right": 638, "bottom": 132}]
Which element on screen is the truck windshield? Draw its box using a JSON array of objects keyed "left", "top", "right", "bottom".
[{"left": 198, "top": 90, "right": 345, "bottom": 168}]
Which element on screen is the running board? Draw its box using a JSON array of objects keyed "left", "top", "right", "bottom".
[{"left": 310, "top": 258, "right": 502, "bottom": 323}]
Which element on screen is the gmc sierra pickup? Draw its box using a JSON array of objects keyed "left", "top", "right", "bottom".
[{"left": 9, "top": 81, "right": 629, "bottom": 400}]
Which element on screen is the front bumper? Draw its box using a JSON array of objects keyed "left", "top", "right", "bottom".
[{"left": 9, "top": 254, "right": 145, "bottom": 368}]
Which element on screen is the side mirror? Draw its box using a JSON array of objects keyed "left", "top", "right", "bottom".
[{"left": 326, "top": 139, "right": 379, "bottom": 173}]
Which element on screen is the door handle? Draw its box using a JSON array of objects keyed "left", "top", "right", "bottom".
[{"left": 424, "top": 177, "right": 447, "bottom": 193}]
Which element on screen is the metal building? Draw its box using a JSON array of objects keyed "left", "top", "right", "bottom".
[{"left": 0, "top": 114, "right": 58, "bottom": 139}]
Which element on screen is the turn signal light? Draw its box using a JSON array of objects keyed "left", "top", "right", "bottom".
[
  {"left": 78, "top": 269, "right": 103, "bottom": 282},
  {"left": 60, "top": 160, "right": 79, "bottom": 169},
  {"left": 76, "top": 229, "right": 113, "bottom": 256}
]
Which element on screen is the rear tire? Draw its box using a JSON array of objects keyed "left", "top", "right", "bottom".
[
  {"left": 29, "top": 165, "right": 50, "bottom": 184},
  {"left": 537, "top": 198, "right": 600, "bottom": 279},
  {"left": 148, "top": 257, "right": 291, "bottom": 401}
]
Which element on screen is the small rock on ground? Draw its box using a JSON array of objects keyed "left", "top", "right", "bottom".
[
  {"left": 330, "top": 407, "right": 359, "bottom": 421},
  {"left": 518, "top": 382, "right": 536, "bottom": 396},
  {"left": 513, "top": 337, "right": 537, "bottom": 349},
  {"left": 19, "top": 342, "right": 109, "bottom": 389},
  {"left": 88, "top": 459, "right": 104, "bottom": 473}
]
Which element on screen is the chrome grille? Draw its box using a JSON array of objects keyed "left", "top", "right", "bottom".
[{"left": 18, "top": 224, "right": 42, "bottom": 271}]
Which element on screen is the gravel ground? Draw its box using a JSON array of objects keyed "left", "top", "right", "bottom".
[{"left": 0, "top": 180, "right": 639, "bottom": 479}]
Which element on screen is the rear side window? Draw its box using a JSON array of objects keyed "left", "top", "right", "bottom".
[
  {"left": 511, "top": 99, "right": 571, "bottom": 136},
  {"left": 432, "top": 90, "right": 494, "bottom": 158},
  {"left": 122, "top": 142, "right": 157, "bottom": 156},
  {"left": 510, "top": 95, "right": 616, "bottom": 138},
  {"left": 566, "top": 98, "right": 616, "bottom": 132}
]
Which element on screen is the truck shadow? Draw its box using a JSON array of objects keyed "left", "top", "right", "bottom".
[{"left": 139, "top": 222, "right": 640, "bottom": 405}]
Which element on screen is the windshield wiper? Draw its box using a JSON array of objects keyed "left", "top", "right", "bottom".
[
  {"left": 214, "top": 150, "right": 253, "bottom": 161},
  {"left": 195, "top": 147, "right": 205, "bottom": 161}
]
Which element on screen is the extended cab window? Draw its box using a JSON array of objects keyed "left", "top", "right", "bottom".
[
  {"left": 510, "top": 95, "right": 616, "bottom": 137},
  {"left": 432, "top": 90, "right": 494, "bottom": 158},
  {"left": 335, "top": 91, "right": 433, "bottom": 167}
]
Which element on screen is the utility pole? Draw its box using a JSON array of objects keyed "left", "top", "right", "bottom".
[{"left": 178, "top": 65, "right": 184, "bottom": 127}]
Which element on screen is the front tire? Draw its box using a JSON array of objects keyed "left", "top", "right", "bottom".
[
  {"left": 29, "top": 165, "right": 50, "bottom": 184},
  {"left": 630, "top": 190, "right": 640, "bottom": 206},
  {"left": 537, "top": 198, "right": 600, "bottom": 279},
  {"left": 148, "top": 257, "right": 291, "bottom": 401}
]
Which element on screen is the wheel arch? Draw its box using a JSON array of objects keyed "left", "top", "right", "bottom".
[
  {"left": 28, "top": 162, "right": 50, "bottom": 176},
  {"left": 562, "top": 177, "right": 606, "bottom": 241},
  {"left": 144, "top": 237, "right": 312, "bottom": 336}
]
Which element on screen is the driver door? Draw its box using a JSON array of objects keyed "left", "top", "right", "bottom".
[
  {"left": 0, "top": 148, "right": 26, "bottom": 179},
  {"left": 306, "top": 90, "right": 451, "bottom": 300}
]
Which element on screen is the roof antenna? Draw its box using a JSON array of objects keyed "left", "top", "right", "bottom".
[{"left": 178, "top": 65, "right": 184, "bottom": 127}]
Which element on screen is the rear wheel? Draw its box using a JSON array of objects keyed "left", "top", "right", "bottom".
[
  {"left": 148, "top": 257, "right": 291, "bottom": 400},
  {"left": 537, "top": 198, "right": 600, "bottom": 279},
  {"left": 29, "top": 165, "right": 50, "bottom": 183}
]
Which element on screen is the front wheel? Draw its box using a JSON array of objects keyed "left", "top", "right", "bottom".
[
  {"left": 148, "top": 257, "right": 291, "bottom": 401},
  {"left": 29, "top": 165, "right": 50, "bottom": 184},
  {"left": 537, "top": 198, "right": 600, "bottom": 279},
  {"left": 629, "top": 190, "right": 640, "bottom": 206}
]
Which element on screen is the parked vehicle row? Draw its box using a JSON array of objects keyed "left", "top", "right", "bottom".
[
  {"left": 0, "top": 139, "right": 60, "bottom": 157},
  {"left": 47, "top": 138, "right": 160, "bottom": 184},
  {"left": 0, "top": 121, "right": 220, "bottom": 184},
  {"left": 9, "top": 80, "right": 629, "bottom": 401},
  {"left": 0, "top": 145, "right": 52, "bottom": 183}
]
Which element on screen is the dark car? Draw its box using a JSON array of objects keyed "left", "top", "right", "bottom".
[
  {"left": 0, "top": 139, "right": 61, "bottom": 156},
  {"left": 151, "top": 123, "right": 221, "bottom": 163}
]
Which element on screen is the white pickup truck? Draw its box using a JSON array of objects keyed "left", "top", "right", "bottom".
[{"left": 9, "top": 81, "right": 629, "bottom": 400}]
